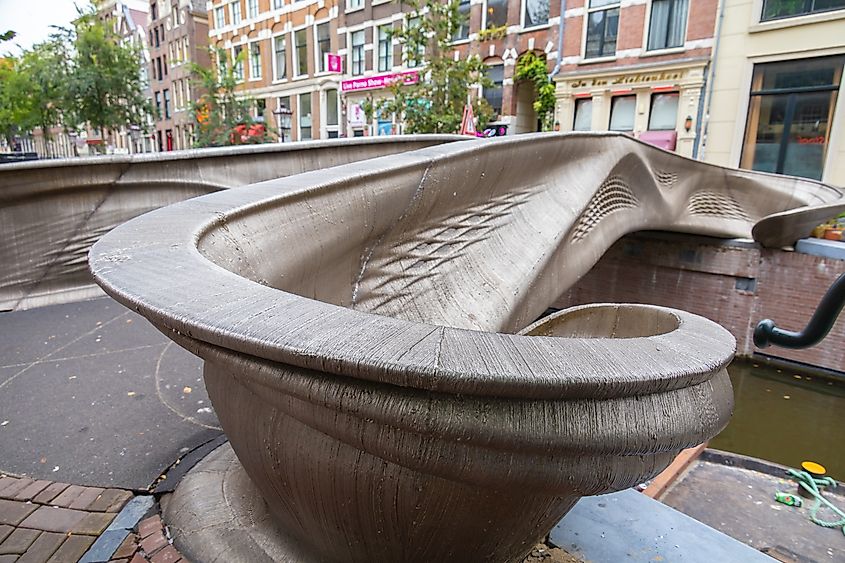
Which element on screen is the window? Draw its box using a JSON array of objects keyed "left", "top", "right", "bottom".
[
  {"left": 485, "top": 0, "right": 508, "bottom": 28},
  {"left": 163, "top": 54, "right": 168, "bottom": 75},
  {"left": 523, "top": 0, "right": 550, "bottom": 28},
  {"left": 154, "top": 27, "right": 160, "bottom": 47},
  {"left": 163, "top": 89, "right": 171, "bottom": 119},
  {"left": 151, "top": 2, "right": 158, "bottom": 20},
  {"left": 249, "top": 42, "right": 262, "bottom": 79},
  {"left": 648, "top": 92, "right": 679, "bottom": 130},
  {"left": 326, "top": 89, "right": 338, "bottom": 126},
  {"left": 233, "top": 45, "right": 244, "bottom": 80},
  {"left": 231, "top": 1, "right": 242, "bottom": 26},
  {"left": 647, "top": 0, "right": 688, "bottom": 51},
  {"left": 155, "top": 91, "right": 162, "bottom": 119},
  {"left": 215, "top": 6, "right": 226, "bottom": 28},
  {"left": 347, "top": 0, "right": 363, "bottom": 10},
  {"left": 454, "top": 0, "right": 471, "bottom": 40},
  {"left": 483, "top": 65, "right": 504, "bottom": 117},
  {"left": 741, "top": 56, "right": 844, "bottom": 180},
  {"left": 573, "top": 98, "right": 593, "bottom": 130},
  {"left": 171, "top": 4, "right": 179, "bottom": 27},
  {"left": 255, "top": 99, "right": 266, "bottom": 122},
  {"left": 762, "top": 0, "right": 845, "bottom": 21},
  {"left": 377, "top": 24, "right": 392, "bottom": 71},
  {"left": 609, "top": 95, "right": 636, "bottom": 131},
  {"left": 273, "top": 0, "right": 283, "bottom": 8},
  {"left": 316, "top": 23, "right": 330, "bottom": 72},
  {"left": 299, "top": 93, "right": 312, "bottom": 140},
  {"left": 156, "top": 57, "right": 163, "bottom": 80},
  {"left": 277, "top": 96, "right": 291, "bottom": 140},
  {"left": 405, "top": 17, "right": 424, "bottom": 68},
  {"left": 274, "top": 36, "right": 287, "bottom": 80},
  {"left": 585, "top": 0, "right": 619, "bottom": 59},
  {"left": 247, "top": 0, "right": 258, "bottom": 18},
  {"left": 295, "top": 29, "right": 308, "bottom": 76},
  {"left": 351, "top": 30, "right": 365, "bottom": 76}
]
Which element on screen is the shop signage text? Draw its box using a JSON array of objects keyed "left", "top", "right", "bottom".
[
  {"left": 342, "top": 70, "right": 419, "bottom": 93},
  {"left": 569, "top": 70, "right": 684, "bottom": 89}
]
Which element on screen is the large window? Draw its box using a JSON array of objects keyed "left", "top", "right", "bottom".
[
  {"left": 347, "top": 0, "right": 363, "bottom": 10},
  {"left": 247, "top": 0, "right": 258, "bottom": 18},
  {"left": 377, "top": 24, "right": 392, "bottom": 72},
  {"left": 648, "top": 92, "right": 679, "bottom": 130},
  {"left": 249, "top": 42, "right": 262, "bottom": 79},
  {"left": 573, "top": 98, "right": 593, "bottom": 130},
  {"left": 233, "top": 45, "right": 244, "bottom": 81},
  {"left": 214, "top": 6, "right": 226, "bottom": 29},
  {"left": 609, "top": 95, "right": 635, "bottom": 131},
  {"left": 585, "top": 0, "right": 619, "bottom": 59},
  {"left": 295, "top": 29, "right": 308, "bottom": 76},
  {"left": 484, "top": 65, "right": 504, "bottom": 117},
  {"left": 485, "top": 0, "right": 508, "bottom": 28},
  {"left": 351, "top": 30, "right": 365, "bottom": 76},
  {"left": 163, "top": 89, "right": 171, "bottom": 119},
  {"left": 299, "top": 93, "right": 312, "bottom": 140},
  {"left": 762, "top": 0, "right": 845, "bottom": 21},
  {"left": 326, "top": 88, "right": 339, "bottom": 138},
  {"left": 316, "top": 23, "right": 330, "bottom": 72},
  {"left": 454, "top": 0, "right": 471, "bottom": 40},
  {"left": 523, "top": 0, "right": 550, "bottom": 28},
  {"left": 406, "top": 17, "right": 424, "bottom": 68},
  {"left": 230, "top": 1, "right": 242, "bottom": 26},
  {"left": 741, "top": 56, "right": 843, "bottom": 180},
  {"left": 274, "top": 36, "right": 286, "bottom": 80},
  {"left": 647, "top": 0, "right": 688, "bottom": 51}
]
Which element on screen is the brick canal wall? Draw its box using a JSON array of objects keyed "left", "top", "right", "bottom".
[{"left": 553, "top": 232, "right": 845, "bottom": 373}]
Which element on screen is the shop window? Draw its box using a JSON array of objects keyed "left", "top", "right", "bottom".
[
  {"left": 485, "top": 0, "right": 508, "bottom": 28},
  {"left": 377, "top": 109, "right": 393, "bottom": 136},
  {"left": 484, "top": 65, "right": 504, "bottom": 117},
  {"left": 609, "top": 95, "right": 635, "bottom": 131},
  {"left": 299, "top": 93, "right": 312, "bottom": 140},
  {"left": 249, "top": 42, "right": 262, "bottom": 80},
  {"left": 454, "top": 0, "right": 471, "bottom": 40},
  {"left": 647, "top": 0, "right": 688, "bottom": 51},
  {"left": 741, "top": 56, "right": 843, "bottom": 180},
  {"left": 295, "top": 29, "right": 308, "bottom": 76},
  {"left": 247, "top": 0, "right": 259, "bottom": 18},
  {"left": 316, "top": 22, "right": 331, "bottom": 72},
  {"left": 648, "top": 92, "right": 679, "bottom": 130},
  {"left": 214, "top": 6, "right": 226, "bottom": 29},
  {"left": 230, "top": 1, "right": 242, "bottom": 26},
  {"left": 762, "top": 0, "right": 845, "bottom": 22},
  {"left": 274, "top": 36, "right": 286, "bottom": 80},
  {"left": 585, "top": 0, "right": 619, "bottom": 59},
  {"left": 326, "top": 89, "right": 339, "bottom": 127},
  {"left": 378, "top": 24, "right": 393, "bottom": 71},
  {"left": 233, "top": 45, "right": 244, "bottom": 81},
  {"left": 523, "top": 0, "right": 550, "bottom": 28},
  {"left": 573, "top": 98, "right": 593, "bottom": 131},
  {"left": 351, "top": 30, "right": 365, "bottom": 76}
]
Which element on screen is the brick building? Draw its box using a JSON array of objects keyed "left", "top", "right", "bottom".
[
  {"left": 148, "top": 0, "right": 210, "bottom": 151},
  {"left": 552, "top": 0, "right": 718, "bottom": 157}
]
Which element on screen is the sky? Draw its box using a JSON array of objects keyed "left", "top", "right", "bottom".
[{"left": 0, "top": 0, "right": 148, "bottom": 56}]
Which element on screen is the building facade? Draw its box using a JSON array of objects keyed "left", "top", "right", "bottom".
[
  {"left": 553, "top": 0, "right": 718, "bottom": 157},
  {"left": 148, "top": 0, "right": 210, "bottom": 151},
  {"left": 700, "top": 0, "right": 845, "bottom": 185}
]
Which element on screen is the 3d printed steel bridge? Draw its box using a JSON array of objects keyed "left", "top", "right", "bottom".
[{"left": 88, "top": 133, "right": 843, "bottom": 562}]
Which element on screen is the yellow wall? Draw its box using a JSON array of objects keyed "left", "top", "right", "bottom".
[{"left": 701, "top": 0, "right": 845, "bottom": 186}]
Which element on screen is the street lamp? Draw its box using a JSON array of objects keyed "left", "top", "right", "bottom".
[{"left": 273, "top": 102, "right": 293, "bottom": 143}]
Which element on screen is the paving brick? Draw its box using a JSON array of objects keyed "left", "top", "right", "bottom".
[
  {"left": 72, "top": 512, "right": 115, "bottom": 536},
  {"left": 0, "top": 477, "right": 35, "bottom": 500},
  {"left": 150, "top": 544, "right": 181, "bottom": 563},
  {"left": 0, "top": 478, "right": 21, "bottom": 497},
  {"left": 87, "top": 489, "right": 132, "bottom": 513},
  {"left": 33, "top": 483, "right": 70, "bottom": 505},
  {"left": 137, "top": 515, "right": 161, "bottom": 539},
  {"left": 113, "top": 532, "right": 138, "bottom": 559},
  {"left": 139, "top": 529, "right": 167, "bottom": 555},
  {"left": 0, "top": 498, "right": 38, "bottom": 526},
  {"left": 68, "top": 487, "right": 105, "bottom": 511},
  {"left": 0, "top": 527, "right": 40, "bottom": 555},
  {"left": 19, "top": 506, "right": 86, "bottom": 533},
  {"left": 14, "top": 480, "right": 52, "bottom": 502},
  {"left": 129, "top": 554, "right": 146, "bottom": 563},
  {"left": 49, "top": 485, "right": 87, "bottom": 508},
  {"left": 110, "top": 559, "right": 129, "bottom": 563},
  {"left": 17, "top": 531, "right": 65, "bottom": 563},
  {"left": 0, "top": 555, "right": 18, "bottom": 562},
  {"left": 0, "top": 525, "right": 11, "bottom": 543},
  {"left": 46, "top": 534, "right": 95, "bottom": 563}
]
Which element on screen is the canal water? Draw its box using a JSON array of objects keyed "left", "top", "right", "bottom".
[{"left": 710, "top": 361, "right": 845, "bottom": 481}]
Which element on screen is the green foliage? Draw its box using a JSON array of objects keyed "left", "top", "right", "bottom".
[
  {"left": 0, "top": 57, "right": 36, "bottom": 148},
  {"left": 18, "top": 38, "right": 70, "bottom": 155},
  {"left": 376, "top": 0, "right": 493, "bottom": 134},
  {"left": 477, "top": 25, "right": 507, "bottom": 42},
  {"left": 0, "top": 30, "right": 16, "bottom": 43},
  {"left": 514, "top": 52, "right": 555, "bottom": 131},
  {"left": 190, "top": 48, "right": 273, "bottom": 147}
]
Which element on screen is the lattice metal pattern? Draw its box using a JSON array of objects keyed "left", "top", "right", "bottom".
[
  {"left": 655, "top": 169, "right": 678, "bottom": 188},
  {"left": 571, "top": 176, "right": 640, "bottom": 242},
  {"left": 687, "top": 191, "right": 750, "bottom": 221}
]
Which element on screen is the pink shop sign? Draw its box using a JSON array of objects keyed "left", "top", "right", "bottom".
[{"left": 341, "top": 71, "right": 419, "bottom": 93}]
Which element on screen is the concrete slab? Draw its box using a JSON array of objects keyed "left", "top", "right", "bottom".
[{"left": 0, "top": 297, "right": 221, "bottom": 490}]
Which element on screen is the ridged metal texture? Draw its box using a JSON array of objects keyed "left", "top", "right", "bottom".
[
  {"left": 89, "top": 133, "right": 843, "bottom": 562},
  {"left": 0, "top": 136, "right": 465, "bottom": 311}
]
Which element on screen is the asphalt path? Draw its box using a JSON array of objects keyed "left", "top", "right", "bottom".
[{"left": 0, "top": 297, "right": 222, "bottom": 490}]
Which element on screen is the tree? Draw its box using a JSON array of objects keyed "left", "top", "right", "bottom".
[
  {"left": 376, "top": 0, "right": 492, "bottom": 134},
  {"left": 0, "top": 56, "right": 37, "bottom": 149},
  {"left": 190, "top": 48, "right": 272, "bottom": 147},
  {"left": 18, "top": 38, "right": 70, "bottom": 156},
  {"left": 514, "top": 52, "right": 556, "bottom": 131}
]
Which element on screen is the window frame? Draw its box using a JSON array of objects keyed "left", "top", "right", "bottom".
[
  {"left": 350, "top": 29, "right": 366, "bottom": 76},
  {"left": 346, "top": 0, "right": 363, "bottom": 12},
  {"left": 377, "top": 23, "right": 393, "bottom": 72},
  {"left": 315, "top": 21, "right": 331, "bottom": 73},
  {"left": 214, "top": 6, "right": 226, "bottom": 29},
  {"left": 761, "top": 0, "right": 845, "bottom": 22},
  {"left": 583, "top": 0, "right": 620, "bottom": 60},
  {"left": 298, "top": 92, "right": 312, "bottom": 140},
  {"left": 609, "top": 94, "right": 637, "bottom": 131},
  {"left": 246, "top": 0, "right": 259, "bottom": 19},
  {"left": 248, "top": 41, "right": 262, "bottom": 81},
  {"left": 647, "top": 91, "right": 680, "bottom": 130},
  {"left": 453, "top": 0, "right": 471, "bottom": 41},
  {"left": 294, "top": 27, "right": 309, "bottom": 77},
  {"left": 521, "top": 0, "right": 551, "bottom": 30},
  {"left": 230, "top": 0, "right": 242, "bottom": 27},
  {"left": 645, "top": 0, "right": 689, "bottom": 52},
  {"left": 573, "top": 97, "right": 594, "bottom": 131},
  {"left": 483, "top": 0, "right": 509, "bottom": 30},
  {"left": 232, "top": 44, "right": 245, "bottom": 82},
  {"left": 272, "top": 33, "right": 288, "bottom": 82}
]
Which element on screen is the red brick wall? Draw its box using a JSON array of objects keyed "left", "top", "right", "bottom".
[{"left": 553, "top": 233, "right": 845, "bottom": 372}]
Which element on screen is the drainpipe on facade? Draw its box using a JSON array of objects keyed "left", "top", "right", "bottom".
[
  {"left": 696, "top": 0, "right": 726, "bottom": 160},
  {"left": 548, "top": 0, "right": 567, "bottom": 113}
]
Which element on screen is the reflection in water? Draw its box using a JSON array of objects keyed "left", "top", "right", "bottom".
[{"left": 710, "top": 361, "right": 845, "bottom": 480}]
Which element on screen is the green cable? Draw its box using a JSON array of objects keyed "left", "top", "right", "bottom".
[{"left": 786, "top": 469, "right": 845, "bottom": 536}]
